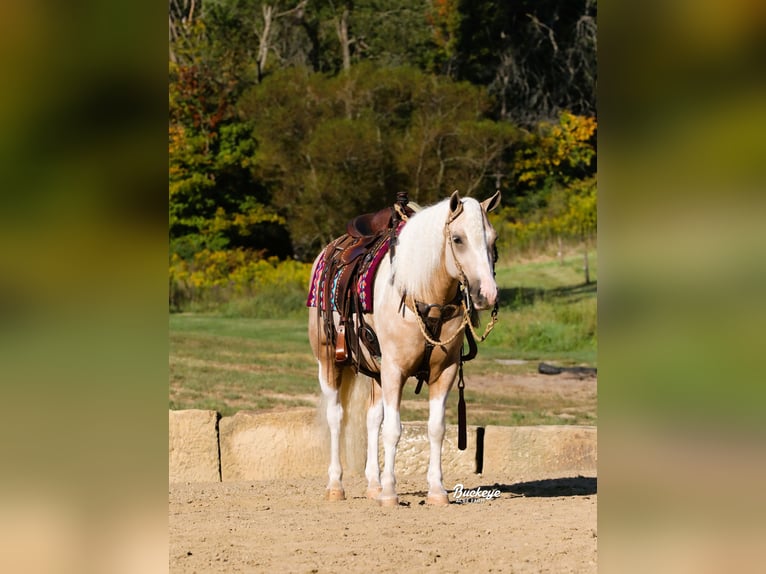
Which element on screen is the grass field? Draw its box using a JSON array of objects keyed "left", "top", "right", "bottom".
[{"left": 170, "top": 250, "right": 597, "bottom": 425}]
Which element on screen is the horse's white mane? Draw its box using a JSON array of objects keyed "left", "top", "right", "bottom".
[{"left": 392, "top": 196, "right": 485, "bottom": 302}]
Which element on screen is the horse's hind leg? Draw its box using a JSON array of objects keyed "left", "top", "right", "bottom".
[
  {"left": 365, "top": 380, "right": 383, "bottom": 499},
  {"left": 378, "top": 364, "right": 406, "bottom": 507},
  {"left": 318, "top": 356, "right": 345, "bottom": 500}
]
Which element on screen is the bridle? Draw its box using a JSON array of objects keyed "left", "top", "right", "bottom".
[
  {"left": 405, "top": 204, "right": 498, "bottom": 348},
  {"left": 404, "top": 201, "right": 499, "bottom": 451}
]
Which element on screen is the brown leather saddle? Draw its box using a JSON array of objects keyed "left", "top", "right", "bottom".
[
  {"left": 333, "top": 206, "right": 400, "bottom": 265},
  {"left": 346, "top": 206, "right": 396, "bottom": 238},
  {"left": 317, "top": 203, "right": 414, "bottom": 380}
]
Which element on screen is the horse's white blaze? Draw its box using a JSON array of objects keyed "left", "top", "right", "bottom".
[{"left": 457, "top": 200, "right": 498, "bottom": 309}]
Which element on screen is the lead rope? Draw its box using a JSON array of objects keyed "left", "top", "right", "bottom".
[
  {"left": 445, "top": 214, "right": 498, "bottom": 451},
  {"left": 408, "top": 288, "right": 497, "bottom": 348},
  {"left": 457, "top": 359, "right": 467, "bottom": 450},
  {"left": 407, "top": 208, "right": 499, "bottom": 451}
]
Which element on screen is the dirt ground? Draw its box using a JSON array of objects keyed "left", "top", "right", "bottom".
[
  {"left": 169, "top": 370, "right": 597, "bottom": 573},
  {"left": 169, "top": 473, "right": 596, "bottom": 573}
]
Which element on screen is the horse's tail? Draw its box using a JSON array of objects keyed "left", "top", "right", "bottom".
[{"left": 339, "top": 370, "right": 372, "bottom": 475}]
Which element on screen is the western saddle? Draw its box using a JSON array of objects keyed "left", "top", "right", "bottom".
[{"left": 317, "top": 193, "right": 414, "bottom": 380}]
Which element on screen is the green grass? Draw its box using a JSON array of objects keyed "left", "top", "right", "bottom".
[
  {"left": 479, "top": 248, "right": 597, "bottom": 366},
  {"left": 169, "top": 251, "right": 597, "bottom": 424},
  {"left": 169, "top": 316, "right": 319, "bottom": 416}
]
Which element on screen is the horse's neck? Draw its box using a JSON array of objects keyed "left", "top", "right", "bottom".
[
  {"left": 397, "top": 251, "right": 459, "bottom": 305},
  {"left": 426, "top": 263, "right": 459, "bottom": 305}
]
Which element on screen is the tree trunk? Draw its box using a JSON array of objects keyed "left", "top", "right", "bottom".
[
  {"left": 169, "top": 15, "right": 178, "bottom": 64},
  {"left": 257, "top": 4, "right": 274, "bottom": 83},
  {"left": 336, "top": 8, "right": 351, "bottom": 72}
]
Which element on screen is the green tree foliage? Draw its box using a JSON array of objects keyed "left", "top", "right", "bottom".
[
  {"left": 168, "top": 0, "right": 597, "bottom": 310},
  {"left": 239, "top": 64, "right": 522, "bottom": 257},
  {"left": 350, "top": 0, "right": 437, "bottom": 69},
  {"left": 493, "top": 112, "right": 597, "bottom": 256},
  {"left": 169, "top": 1, "right": 293, "bottom": 260}
]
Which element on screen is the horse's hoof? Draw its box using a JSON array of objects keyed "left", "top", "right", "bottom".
[
  {"left": 325, "top": 488, "right": 346, "bottom": 501},
  {"left": 366, "top": 486, "right": 382, "bottom": 500},
  {"left": 426, "top": 492, "right": 450, "bottom": 506},
  {"left": 377, "top": 495, "right": 399, "bottom": 507}
]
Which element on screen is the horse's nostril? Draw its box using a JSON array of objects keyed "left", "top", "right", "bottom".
[{"left": 471, "top": 292, "right": 491, "bottom": 310}]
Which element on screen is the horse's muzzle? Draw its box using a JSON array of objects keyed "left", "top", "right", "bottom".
[{"left": 471, "top": 283, "right": 497, "bottom": 310}]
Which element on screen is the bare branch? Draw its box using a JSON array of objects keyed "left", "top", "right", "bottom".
[{"left": 526, "top": 13, "right": 558, "bottom": 54}]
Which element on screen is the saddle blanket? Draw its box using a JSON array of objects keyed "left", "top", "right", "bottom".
[{"left": 306, "top": 234, "right": 392, "bottom": 313}]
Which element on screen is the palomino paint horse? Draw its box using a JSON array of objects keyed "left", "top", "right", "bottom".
[{"left": 308, "top": 190, "right": 500, "bottom": 506}]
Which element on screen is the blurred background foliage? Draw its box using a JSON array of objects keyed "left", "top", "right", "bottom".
[
  {"left": 168, "top": 0, "right": 598, "bottom": 311},
  {"left": 3, "top": 1, "right": 765, "bottom": 571}
]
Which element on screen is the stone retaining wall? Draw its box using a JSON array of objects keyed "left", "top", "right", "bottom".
[{"left": 169, "top": 409, "right": 596, "bottom": 483}]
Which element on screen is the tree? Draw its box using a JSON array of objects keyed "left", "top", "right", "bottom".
[
  {"left": 427, "top": 0, "right": 461, "bottom": 75},
  {"left": 455, "top": 0, "right": 597, "bottom": 125},
  {"left": 169, "top": 0, "right": 597, "bottom": 266},
  {"left": 241, "top": 66, "right": 394, "bottom": 257},
  {"left": 393, "top": 76, "right": 513, "bottom": 203},
  {"left": 513, "top": 111, "right": 597, "bottom": 193}
]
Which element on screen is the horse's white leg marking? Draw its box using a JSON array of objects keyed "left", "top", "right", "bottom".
[
  {"left": 425, "top": 365, "right": 458, "bottom": 506},
  {"left": 426, "top": 393, "right": 450, "bottom": 505},
  {"left": 365, "top": 382, "right": 383, "bottom": 499},
  {"left": 318, "top": 359, "right": 345, "bottom": 500},
  {"left": 378, "top": 367, "right": 404, "bottom": 507}
]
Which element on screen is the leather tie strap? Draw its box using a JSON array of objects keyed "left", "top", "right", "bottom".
[{"left": 457, "top": 360, "right": 467, "bottom": 451}]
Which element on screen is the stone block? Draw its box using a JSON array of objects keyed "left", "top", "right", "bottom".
[
  {"left": 219, "top": 409, "right": 328, "bottom": 481},
  {"left": 482, "top": 425, "right": 596, "bottom": 479},
  {"left": 168, "top": 409, "right": 221, "bottom": 483},
  {"left": 394, "top": 423, "right": 478, "bottom": 480}
]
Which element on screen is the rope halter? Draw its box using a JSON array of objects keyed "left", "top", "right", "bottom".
[{"left": 407, "top": 203, "right": 498, "bottom": 347}]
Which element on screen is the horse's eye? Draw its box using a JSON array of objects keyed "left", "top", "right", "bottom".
[{"left": 452, "top": 235, "right": 463, "bottom": 245}]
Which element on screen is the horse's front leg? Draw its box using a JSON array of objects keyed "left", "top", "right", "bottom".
[
  {"left": 378, "top": 365, "right": 405, "bottom": 507},
  {"left": 426, "top": 365, "right": 458, "bottom": 506},
  {"left": 365, "top": 380, "right": 383, "bottom": 499}
]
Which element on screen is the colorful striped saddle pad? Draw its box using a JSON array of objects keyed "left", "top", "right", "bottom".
[{"left": 306, "top": 229, "right": 397, "bottom": 314}]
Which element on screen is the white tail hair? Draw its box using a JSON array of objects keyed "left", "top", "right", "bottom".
[{"left": 316, "top": 369, "right": 371, "bottom": 475}]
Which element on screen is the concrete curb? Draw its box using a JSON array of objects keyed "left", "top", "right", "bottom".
[
  {"left": 219, "top": 410, "right": 327, "bottom": 481},
  {"left": 483, "top": 424, "right": 597, "bottom": 477},
  {"left": 169, "top": 409, "right": 596, "bottom": 483},
  {"left": 168, "top": 409, "right": 221, "bottom": 483}
]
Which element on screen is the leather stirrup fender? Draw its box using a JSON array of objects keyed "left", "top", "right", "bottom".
[{"left": 335, "top": 324, "right": 347, "bottom": 362}]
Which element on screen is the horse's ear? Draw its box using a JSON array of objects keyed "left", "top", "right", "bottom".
[
  {"left": 481, "top": 190, "right": 502, "bottom": 213},
  {"left": 449, "top": 190, "right": 463, "bottom": 220}
]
